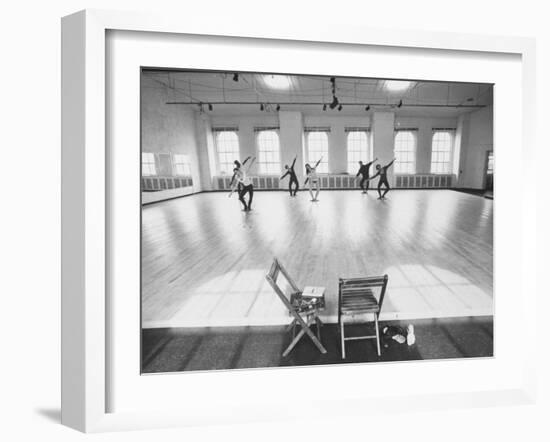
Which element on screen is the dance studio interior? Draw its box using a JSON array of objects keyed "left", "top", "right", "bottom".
[{"left": 141, "top": 70, "right": 493, "bottom": 373}]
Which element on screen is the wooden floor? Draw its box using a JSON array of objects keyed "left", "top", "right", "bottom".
[{"left": 142, "top": 190, "right": 493, "bottom": 328}]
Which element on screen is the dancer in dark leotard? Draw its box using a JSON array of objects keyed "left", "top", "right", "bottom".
[
  {"left": 356, "top": 158, "right": 377, "bottom": 193},
  {"left": 280, "top": 155, "right": 299, "bottom": 196},
  {"left": 229, "top": 157, "right": 256, "bottom": 211},
  {"left": 369, "top": 158, "right": 395, "bottom": 199}
]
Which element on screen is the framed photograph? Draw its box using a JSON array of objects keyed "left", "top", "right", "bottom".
[{"left": 61, "top": 9, "right": 537, "bottom": 432}]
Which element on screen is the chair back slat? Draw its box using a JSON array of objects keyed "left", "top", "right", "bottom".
[{"left": 338, "top": 275, "right": 389, "bottom": 313}]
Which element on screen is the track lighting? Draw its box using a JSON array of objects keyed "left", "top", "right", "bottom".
[
  {"left": 329, "top": 95, "right": 339, "bottom": 110},
  {"left": 233, "top": 73, "right": 239, "bottom": 82},
  {"left": 338, "top": 104, "right": 343, "bottom": 111}
]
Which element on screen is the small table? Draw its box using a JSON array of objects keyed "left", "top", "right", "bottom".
[{"left": 301, "top": 286, "right": 326, "bottom": 310}]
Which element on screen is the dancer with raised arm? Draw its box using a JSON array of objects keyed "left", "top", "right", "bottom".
[
  {"left": 304, "top": 157, "right": 322, "bottom": 202},
  {"left": 356, "top": 158, "right": 377, "bottom": 194},
  {"left": 280, "top": 155, "right": 299, "bottom": 197},
  {"left": 369, "top": 158, "right": 395, "bottom": 200},
  {"left": 229, "top": 157, "right": 256, "bottom": 211},
  {"left": 229, "top": 156, "right": 251, "bottom": 192}
]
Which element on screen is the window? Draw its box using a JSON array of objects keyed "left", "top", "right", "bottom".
[
  {"left": 430, "top": 131, "right": 453, "bottom": 174},
  {"left": 142, "top": 152, "right": 156, "bottom": 176},
  {"left": 306, "top": 131, "right": 329, "bottom": 173},
  {"left": 215, "top": 131, "right": 240, "bottom": 174},
  {"left": 257, "top": 130, "right": 281, "bottom": 174},
  {"left": 173, "top": 153, "right": 191, "bottom": 176},
  {"left": 394, "top": 131, "right": 416, "bottom": 174},
  {"left": 487, "top": 152, "right": 494, "bottom": 175},
  {"left": 346, "top": 131, "right": 370, "bottom": 173}
]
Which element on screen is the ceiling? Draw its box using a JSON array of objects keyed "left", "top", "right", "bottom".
[{"left": 142, "top": 70, "right": 493, "bottom": 118}]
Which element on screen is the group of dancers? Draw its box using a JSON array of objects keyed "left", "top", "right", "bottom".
[{"left": 229, "top": 154, "right": 396, "bottom": 211}]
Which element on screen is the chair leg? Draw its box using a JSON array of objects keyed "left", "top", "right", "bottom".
[
  {"left": 283, "top": 328, "right": 306, "bottom": 357},
  {"left": 315, "top": 316, "right": 322, "bottom": 341},
  {"left": 374, "top": 314, "right": 381, "bottom": 357},
  {"left": 286, "top": 319, "right": 296, "bottom": 333},
  {"left": 340, "top": 318, "right": 346, "bottom": 359}
]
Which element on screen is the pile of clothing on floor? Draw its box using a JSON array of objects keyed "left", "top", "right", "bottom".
[{"left": 382, "top": 324, "right": 416, "bottom": 348}]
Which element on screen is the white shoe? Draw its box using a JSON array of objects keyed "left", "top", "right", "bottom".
[{"left": 407, "top": 324, "right": 416, "bottom": 346}]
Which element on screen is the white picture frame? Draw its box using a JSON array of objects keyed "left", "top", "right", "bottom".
[{"left": 61, "top": 9, "right": 537, "bottom": 433}]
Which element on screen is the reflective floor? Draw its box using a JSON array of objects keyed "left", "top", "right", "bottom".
[{"left": 142, "top": 190, "right": 493, "bottom": 328}]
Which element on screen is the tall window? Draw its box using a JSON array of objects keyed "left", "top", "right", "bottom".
[
  {"left": 215, "top": 131, "right": 240, "bottom": 174},
  {"left": 394, "top": 131, "right": 416, "bottom": 174},
  {"left": 142, "top": 152, "right": 156, "bottom": 176},
  {"left": 430, "top": 131, "right": 453, "bottom": 174},
  {"left": 347, "top": 131, "right": 370, "bottom": 173},
  {"left": 257, "top": 130, "right": 281, "bottom": 174},
  {"left": 173, "top": 153, "right": 191, "bottom": 176},
  {"left": 306, "top": 131, "right": 329, "bottom": 173}
]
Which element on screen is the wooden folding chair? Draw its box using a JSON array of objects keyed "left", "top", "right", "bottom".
[
  {"left": 265, "top": 258, "right": 327, "bottom": 357},
  {"left": 338, "top": 275, "right": 389, "bottom": 359}
]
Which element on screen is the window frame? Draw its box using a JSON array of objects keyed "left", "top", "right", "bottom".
[
  {"left": 256, "top": 129, "right": 282, "bottom": 175},
  {"left": 141, "top": 152, "right": 157, "bottom": 176},
  {"left": 172, "top": 153, "right": 191, "bottom": 176},
  {"left": 346, "top": 130, "right": 370, "bottom": 174},
  {"left": 305, "top": 131, "right": 329, "bottom": 174},
  {"left": 430, "top": 130, "right": 454, "bottom": 174},
  {"left": 393, "top": 130, "right": 417, "bottom": 175},
  {"left": 214, "top": 130, "right": 241, "bottom": 175}
]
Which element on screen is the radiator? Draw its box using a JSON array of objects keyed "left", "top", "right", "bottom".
[
  {"left": 394, "top": 174, "right": 452, "bottom": 188},
  {"left": 216, "top": 176, "right": 281, "bottom": 190},
  {"left": 215, "top": 174, "right": 453, "bottom": 190},
  {"left": 141, "top": 176, "right": 193, "bottom": 191}
]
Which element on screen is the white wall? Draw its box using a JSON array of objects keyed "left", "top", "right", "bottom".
[
  {"left": 457, "top": 105, "right": 494, "bottom": 188},
  {"left": 141, "top": 84, "right": 203, "bottom": 192}
]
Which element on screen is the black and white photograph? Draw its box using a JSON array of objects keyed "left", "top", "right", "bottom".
[{"left": 140, "top": 69, "right": 494, "bottom": 373}]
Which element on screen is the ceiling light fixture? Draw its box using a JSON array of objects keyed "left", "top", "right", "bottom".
[
  {"left": 263, "top": 75, "right": 292, "bottom": 90},
  {"left": 365, "top": 105, "right": 370, "bottom": 111},
  {"left": 208, "top": 103, "right": 213, "bottom": 111},
  {"left": 276, "top": 104, "right": 281, "bottom": 111},
  {"left": 323, "top": 104, "right": 327, "bottom": 111},
  {"left": 385, "top": 80, "right": 411, "bottom": 92},
  {"left": 260, "top": 103, "right": 264, "bottom": 111},
  {"left": 233, "top": 73, "right": 239, "bottom": 82},
  {"left": 397, "top": 100, "right": 403, "bottom": 108}
]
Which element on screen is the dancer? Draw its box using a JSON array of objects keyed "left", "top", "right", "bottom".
[
  {"left": 304, "top": 157, "right": 322, "bottom": 202},
  {"left": 369, "top": 158, "right": 395, "bottom": 199},
  {"left": 229, "top": 156, "right": 251, "bottom": 192},
  {"left": 355, "top": 158, "right": 377, "bottom": 193},
  {"left": 229, "top": 157, "right": 256, "bottom": 211},
  {"left": 280, "top": 155, "right": 299, "bottom": 196}
]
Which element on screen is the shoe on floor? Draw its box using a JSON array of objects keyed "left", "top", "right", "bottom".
[{"left": 407, "top": 324, "right": 416, "bottom": 346}]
